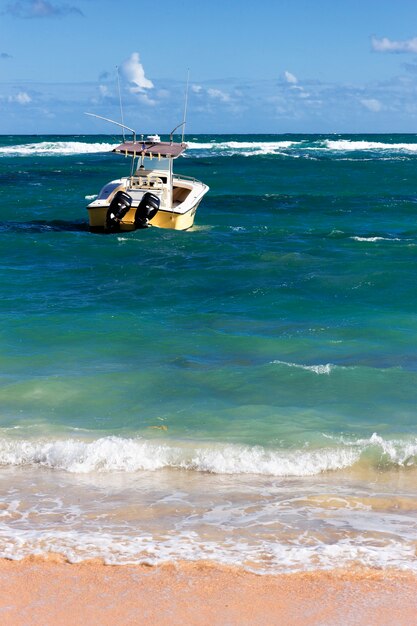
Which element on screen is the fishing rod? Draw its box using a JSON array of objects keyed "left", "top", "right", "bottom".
[
  {"left": 84, "top": 112, "right": 136, "bottom": 143},
  {"left": 181, "top": 69, "right": 190, "bottom": 144},
  {"left": 170, "top": 69, "right": 190, "bottom": 144},
  {"left": 116, "top": 66, "right": 126, "bottom": 142}
]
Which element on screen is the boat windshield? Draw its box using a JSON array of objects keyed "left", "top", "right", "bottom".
[
  {"left": 97, "top": 182, "right": 120, "bottom": 200},
  {"left": 137, "top": 156, "right": 170, "bottom": 172}
]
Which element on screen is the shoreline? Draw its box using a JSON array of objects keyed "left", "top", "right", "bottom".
[{"left": 1, "top": 556, "right": 417, "bottom": 625}]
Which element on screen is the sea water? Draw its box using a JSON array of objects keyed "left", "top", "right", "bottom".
[{"left": 0, "top": 134, "right": 417, "bottom": 572}]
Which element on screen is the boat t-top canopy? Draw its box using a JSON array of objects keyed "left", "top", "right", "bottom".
[{"left": 113, "top": 141, "right": 186, "bottom": 159}]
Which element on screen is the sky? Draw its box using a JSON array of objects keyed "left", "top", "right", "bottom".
[{"left": 1, "top": 0, "right": 417, "bottom": 134}]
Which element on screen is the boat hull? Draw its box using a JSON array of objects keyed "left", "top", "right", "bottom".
[{"left": 87, "top": 202, "right": 200, "bottom": 232}]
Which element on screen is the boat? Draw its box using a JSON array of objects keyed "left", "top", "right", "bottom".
[{"left": 86, "top": 116, "right": 209, "bottom": 233}]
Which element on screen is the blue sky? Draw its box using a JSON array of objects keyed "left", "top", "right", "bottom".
[{"left": 1, "top": 0, "right": 417, "bottom": 133}]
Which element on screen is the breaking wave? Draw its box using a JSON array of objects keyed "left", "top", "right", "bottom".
[
  {"left": 351, "top": 236, "right": 402, "bottom": 242},
  {"left": 186, "top": 140, "right": 299, "bottom": 157},
  {"left": 271, "top": 360, "right": 336, "bottom": 374},
  {"left": 0, "top": 141, "right": 117, "bottom": 157},
  {"left": 185, "top": 138, "right": 417, "bottom": 158},
  {"left": 2, "top": 137, "right": 417, "bottom": 158},
  {"left": 0, "top": 433, "right": 416, "bottom": 476},
  {"left": 324, "top": 139, "right": 417, "bottom": 152}
]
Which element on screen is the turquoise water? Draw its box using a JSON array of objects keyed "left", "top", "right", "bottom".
[{"left": 0, "top": 134, "right": 417, "bottom": 571}]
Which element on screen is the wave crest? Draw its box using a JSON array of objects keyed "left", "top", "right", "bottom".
[
  {"left": 0, "top": 433, "right": 416, "bottom": 476},
  {"left": 351, "top": 236, "right": 401, "bottom": 242},
  {"left": 271, "top": 360, "right": 336, "bottom": 374},
  {"left": 3, "top": 137, "right": 417, "bottom": 158},
  {"left": 324, "top": 139, "right": 417, "bottom": 152},
  {"left": 0, "top": 141, "right": 117, "bottom": 157}
]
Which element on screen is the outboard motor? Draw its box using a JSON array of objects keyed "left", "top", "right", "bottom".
[
  {"left": 134, "top": 192, "right": 160, "bottom": 229},
  {"left": 105, "top": 190, "right": 132, "bottom": 232}
]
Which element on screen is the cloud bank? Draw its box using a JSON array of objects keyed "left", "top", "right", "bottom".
[
  {"left": 361, "top": 98, "right": 382, "bottom": 112},
  {"left": 372, "top": 36, "right": 417, "bottom": 54},
  {"left": 5, "top": 0, "right": 83, "bottom": 18}
]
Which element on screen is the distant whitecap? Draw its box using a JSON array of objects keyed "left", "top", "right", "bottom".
[{"left": 0, "top": 141, "right": 117, "bottom": 157}]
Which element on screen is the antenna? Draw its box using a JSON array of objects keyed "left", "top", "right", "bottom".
[
  {"left": 181, "top": 69, "right": 190, "bottom": 143},
  {"left": 169, "top": 70, "right": 190, "bottom": 143},
  {"left": 169, "top": 121, "right": 185, "bottom": 143},
  {"left": 116, "top": 66, "right": 126, "bottom": 142},
  {"left": 84, "top": 112, "right": 136, "bottom": 143}
]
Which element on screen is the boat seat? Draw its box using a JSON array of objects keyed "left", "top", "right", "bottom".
[{"left": 172, "top": 186, "right": 191, "bottom": 202}]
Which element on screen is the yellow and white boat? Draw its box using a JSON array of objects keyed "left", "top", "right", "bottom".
[{"left": 86, "top": 122, "right": 209, "bottom": 233}]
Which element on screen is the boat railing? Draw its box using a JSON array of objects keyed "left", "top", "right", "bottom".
[{"left": 173, "top": 173, "right": 199, "bottom": 184}]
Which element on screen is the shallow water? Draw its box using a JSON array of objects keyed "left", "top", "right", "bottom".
[{"left": 0, "top": 133, "right": 417, "bottom": 571}]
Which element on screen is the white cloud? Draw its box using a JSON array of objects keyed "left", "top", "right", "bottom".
[
  {"left": 99, "top": 84, "right": 109, "bottom": 97},
  {"left": 207, "top": 88, "right": 231, "bottom": 102},
  {"left": 120, "top": 52, "right": 154, "bottom": 94},
  {"left": 137, "top": 93, "right": 157, "bottom": 106},
  {"left": 192, "top": 84, "right": 203, "bottom": 94},
  {"left": 283, "top": 70, "right": 308, "bottom": 97},
  {"left": 361, "top": 98, "right": 382, "bottom": 112},
  {"left": 372, "top": 36, "right": 417, "bottom": 54},
  {"left": 9, "top": 91, "right": 31, "bottom": 104},
  {"left": 284, "top": 70, "right": 298, "bottom": 84},
  {"left": 6, "top": 0, "right": 83, "bottom": 18}
]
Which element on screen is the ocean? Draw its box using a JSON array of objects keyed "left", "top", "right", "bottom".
[{"left": 0, "top": 133, "right": 417, "bottom": 572}]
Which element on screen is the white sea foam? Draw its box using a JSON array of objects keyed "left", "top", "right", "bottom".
[
  {"left": 3, "top": 137, "right": 416, "bottom": 159},
  {"left": 271, "top": 360, "right": 336, "bottom": 375},
  {"left": 1, "top": 528, "right": 417, "bottom": 573},
  {"left": 84, "top": 194, "right": 97, "bottom": 200},
  {"left": 0, "top": 138, "right": 298, "bottom": 159},
  {"left": 351, "top": 236, "right": 401, "bottom": 242},
  {"left": 0, "top": 432, "right": 415, "bottom": 476},
  {"left": 1, "top": 433, "right": 417, "bottom": 572},
  {"left": 184, "top": 137, "right": 417, "bottom": 157},
  {"left": 186, "top": 140, "right": 299, "bottom": 157},
  {"left": 324, "top": 139, "right": 417, "bottom": 152},
  {"left": 0, "top": 436, "right": 362, "bottom": 476},
  {"left": 186, "top": 138, "right": 417, "bottom": 157},
  {"left": 0, "top": 141, "right": 117, "bottom": 157},
  {"left": 187, "top": 140, "right": 297, "bottom": 151},
  {"left": 343, "top": 432, "right": 417, "bottom": 467}
]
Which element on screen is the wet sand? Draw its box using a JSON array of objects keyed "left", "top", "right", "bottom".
[{"left": 0, "top": 556, "right": 416, "bottom": 626}]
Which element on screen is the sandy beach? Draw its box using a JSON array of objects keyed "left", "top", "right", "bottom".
[{"left": 0, "top": 556, "right": 416, "bottom": 626}]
